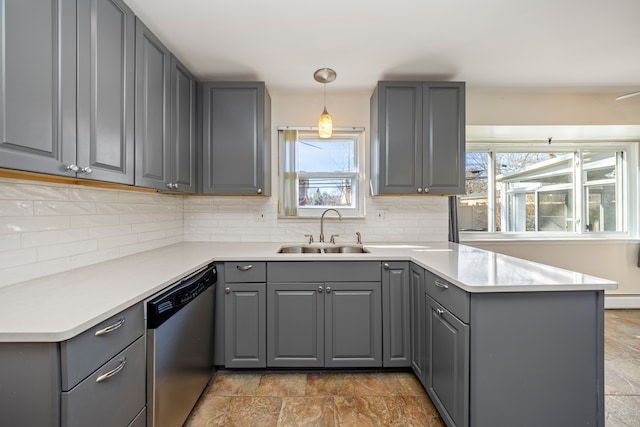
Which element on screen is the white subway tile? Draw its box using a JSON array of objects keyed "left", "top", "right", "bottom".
[
  {"left": 0, "top": 248, "right": 37, "bottom": 269},
  {"left": 1, "top": 216, "right": 70, "bottom": 235},
  {"left": 0, "top": 234, "right": 20, "bottom": 251},
  {"left": 118, "top": 241, "right": 157, "bottom": 257},
  {"left": 69, "top": 214, "right": 120, "bottom": 228},
  {"left": 88, "top": 224, "right": 133, "bottom": 238},
  {"left": 0, "top": 181, "right": 69, "bottom": 201},
  {"left": 98, "top": 234, "right": 138, "bottom": 250},
  {"left": 34, "top": 201, "right": 96, "bottom": 216},
  {"left": 21, "top": 228, "right": 88, "bottom": 248},
  {"left": 0, "top": 258, "right": 71, "bottom": 288},
  {"left": 70, "top": 248, "right": 121, "bottom": 270},
  {"left": 0, "top": 200, "right": 33, "bottom": 216},
  {"left": 37, "top": 240, "right": 98, "bottom": 262},
  {"left": 69, "top": 187, "right": 120, "bottom": 203}
]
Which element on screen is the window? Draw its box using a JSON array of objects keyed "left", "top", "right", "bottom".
[
  {"left": 458, "top": 143, "right": 634, "bottom": 236},
  {"left": 279, "top": 128, "right": 365, "bottom": 217}
]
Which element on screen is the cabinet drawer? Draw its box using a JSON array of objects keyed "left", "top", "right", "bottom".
[
  {"left": 268, "top": 261, "right": 381, "bottom": 282},
  {"left": 61, "top": 336, "right": 146, "bottom": 427},
  {"left": 60, "top": 303, "right": 144, "bottom": 390},
  {"left": 225, "top": 262, "right": 266, "bottom": 283},
  {"left": 425, "top": 271, "right": 469, "bottom": 323}
]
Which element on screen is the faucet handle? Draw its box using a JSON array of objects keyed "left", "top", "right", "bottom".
[
  {"left": 356, "top": 232, "right": 362, "bottom": 245},
  {"left": 304, "top": 234, "right": 314, "bottom": 244},
  {"left": 330, "top": 235, "right": 340, "bottom": 244}
]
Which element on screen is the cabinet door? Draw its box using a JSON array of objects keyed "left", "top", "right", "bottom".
[
  {"left": 224, "top": 283, "right": 266, "bottom": 368},
  {"left": 201, "top": 82, "right": 270, "bottom": 195},
  {"left": 170, "top": 55, "right": 197, "bottom": 193},
  {"left": 422, "top": 82, "right": 465, "bottom": 194},
  {"left": 0, "top": 0, "right": 76, "bottom": 176},
  {"left": 382, "top": 262, "right": 411, "bottom": 367},
  {"left": 410, "top": 264, "right": 427, "bottom": 386},
  {"left": 77, "top": 0, "right": 135, "bottom": 184},
  {"left": 325, "top": 282, "right": 382, "bottom": 368},
  {"left": 426, "top": 295, "right": 469, "bottom": 427},
  {"left": 371, "top": 81, "right": 422, "bottom": 194},
  {"left": 134, "top": 18, "right": 170, "bottom": 190},
  {"left": 267, "top": 283, "right": 324, "bottom": 367}
]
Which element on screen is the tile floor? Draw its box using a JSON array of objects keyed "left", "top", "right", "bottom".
[{"left": 187, "top": 310, "right": 640, "bottom": 426}]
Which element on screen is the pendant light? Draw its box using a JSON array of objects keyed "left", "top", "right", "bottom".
[{"left": 314, "top": 68, "right": 336, "bottom": 139}]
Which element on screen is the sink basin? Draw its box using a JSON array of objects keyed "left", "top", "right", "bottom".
[
  {"left": 322, "top": 245, "right": 369, "bottom": 254},
  {"left": 278, "top": 246, "right": 322, "bottom": 253},
  {"left": 277, "top": 245, "right": 369, "bottom": 254}
]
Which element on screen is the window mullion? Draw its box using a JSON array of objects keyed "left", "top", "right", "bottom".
[{"left": 488, "top": 151, "right": 496, "bottom": 232}]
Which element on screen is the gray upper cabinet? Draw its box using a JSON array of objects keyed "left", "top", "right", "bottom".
[
  {"left": 134, "top": 17, "right": 171, "bottom": 190},
  {"left": 169, "top": 55, "right": 197, "bottom": 193},
  {"left": 382, "top": 261, "right": 411, "bottom": 367},
  {"left": 0, "top": 0, "right": 77, "bottom": 176},
  {"left": 77, "top": 0, "right": 135, "bottom": 184},
  {"left": 200, "top": 82, "right": 271, "bottom": 195},
  {"left": 370, "top": 81, "right": 465, "bottom": 195}
]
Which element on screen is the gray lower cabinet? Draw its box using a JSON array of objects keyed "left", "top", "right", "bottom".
[
  {"left": 0, "top": 0, "right": 77, "bottom": 176},
  {"left": 0, "top": 303, "right": 145, "bottom": 427},
  {"left": 425, "top": 294, "right": 469, "bottom": 427},
  {"left": 266, "top": 261, "right": 382, "bottom": 368},
  {"left": 370, "top": 81, "right": 465, "bottom": 195},
  {"left": 382, "top": 261, "right": 411, "bottom": 367},
  {"left": 134, "top": 17, "right": 171, "bottom": 190},
  {"left": 221, "top": 262, "right": 268, "bottom": 368},
  {"left": 200, "top": 82, "right": 271, "bottom": 195},
  {"left": 410, "top": 263, "right": 427, "bottom": 386},
  {"left": 77, "top": 0, "right": 135, "bottom": 184}
]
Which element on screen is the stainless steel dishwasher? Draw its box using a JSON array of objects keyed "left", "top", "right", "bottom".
[{"left": 146, "top": 264, "right": 216, "bottom": 427}]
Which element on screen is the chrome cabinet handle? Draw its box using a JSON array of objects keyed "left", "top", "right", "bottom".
[
  {"left": 95, "top": 357, "right": 126, "bottom": 383},
  {"left": 166, "top": 183, "right": 173, "bottom": 189},
  {"left": 417, "top": 187, "right": 423, "bottom": 193},
  {"left": 80, "top": 166, "right": 92, "bottom": 174},
  {"left": 424, "top": 187, "right": 430, "bottom": 193},
  {"left": 172, "top": 183, "right": 178, "bottom": 189},
  {"left": 383, "top": 263, "right": 390, "bottom": 270},
  {"left": 434, "top": 280, "right": 449, "bottom": 290},
  {"left": 236, "top": 265, "right": 253, "bottom": 271},
  {"left": 66, "top": 164, "right": 79, "bottom": 172},
  {"left": 318, "top": 286, "right": 324, "bottom": 293},
  {"left": 225, "top": 287, "right": 231, "bottom": 294},
  {"left": 325, "top": 286, "right": 332, "bottom": 293},
  {"left": 257, "top": 188, "right": 263, "bottom": 194},
  {"left": 436, "top": 308, "right": 445, "bottom": 316},
  {"left": 94, "top": 317, "right": 125, "bottom": 336}
]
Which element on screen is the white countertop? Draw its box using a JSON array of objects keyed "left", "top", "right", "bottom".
[{"left": 0, "top": 241, "right": 616, "bottom": 342}]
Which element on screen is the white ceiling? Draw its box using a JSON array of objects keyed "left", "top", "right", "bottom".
[{"left": 125, "top": 0, "right": 640, "bottom": 94}]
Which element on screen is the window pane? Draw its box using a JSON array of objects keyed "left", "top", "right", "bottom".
[
  {"left": 582, "top": 151, "right": 621, "bottom": 232},
  {"left": 496, "top": 152, "right": 573, "bottom": 232},
  {"left": 458, "top": 152, "right": 489, "bottom": 231},
  {"left": 539, "top": 190, "right": 574, "bottom": 231},
  {"left": 297, "top": 139, "right": 355, "bottom": 172},
  {"left": 298, "top": 177, "right": 355, "bottom": 208}
]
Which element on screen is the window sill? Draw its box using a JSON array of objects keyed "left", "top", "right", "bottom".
[{"left": 461, "top": 232, "right": 640, "bottom": 244}]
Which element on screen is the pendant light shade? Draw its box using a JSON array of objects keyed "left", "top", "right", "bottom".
[
  {"left": 314, "top": 68, "right": 336, "bottom": 139},
  {"left": 318, "top": 107, "right": 332, "bottom": 138}
]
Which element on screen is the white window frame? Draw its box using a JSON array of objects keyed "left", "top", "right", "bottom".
[
  {"left": 460, "top": 141, "right": 639, "bottom": 241},
  {"left": 278, "top": 127, "right": 366, "bottom": 218}
]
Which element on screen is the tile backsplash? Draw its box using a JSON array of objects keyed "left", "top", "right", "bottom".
[{"left": 0, "top": 178, "right": 448, "bottom": 287}]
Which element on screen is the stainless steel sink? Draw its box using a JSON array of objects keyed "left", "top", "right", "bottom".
[{"left": 277, "top": 245, "right": 369, "bottom": 254}]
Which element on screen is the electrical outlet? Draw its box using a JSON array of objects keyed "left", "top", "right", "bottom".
[
  {"left": 255, "top": 211, "right": 266, "bottom": 222},
  {"left": 376, "top": 210, "right": 387, "bottom": 221}
]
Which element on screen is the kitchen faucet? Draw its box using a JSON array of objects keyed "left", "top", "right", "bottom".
[{"left": 319, "top": 208, "right": 342, "bottom": 243}]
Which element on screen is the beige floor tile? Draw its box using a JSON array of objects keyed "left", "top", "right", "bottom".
[
  {"left": 224, "top": 396, "right": 283, "bottom": 426},
  {"left": 605, "top": 359, "right": 640, "bottom": 395},
  {"left": 606, "top": 395, "right": 640, "bottom": 427},
  {"left": 306, "top": 372, "right": 356, "bottom": 397},
  {"left": 256, "top": 373, "right": 308, "bottom": 397},
  {"left": 278, "top": 396, "right": 335, "bottom": 426},
  {"left": 208, "top": 372, "right": 262, "bottom": 396}
]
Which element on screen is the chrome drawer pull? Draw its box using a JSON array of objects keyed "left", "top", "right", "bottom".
[
  {"left": 95, "top": 357, "right": 126, "bottom": 383},
  {"left": 94, "top": 317, "right": 125, "bottom": 336},
  {"left": 236, "top": 264, "right": 253, "bottom": 271},
  {"left": 436, "top": 309, "right": 445, "bottom": 316},
  {"left": 434, "top": 280, "right": 449, "bottom": 290}
]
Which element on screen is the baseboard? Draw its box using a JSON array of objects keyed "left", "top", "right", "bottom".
[{"left": 605, "top": 295, "right": 640, "bottom": 309}]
